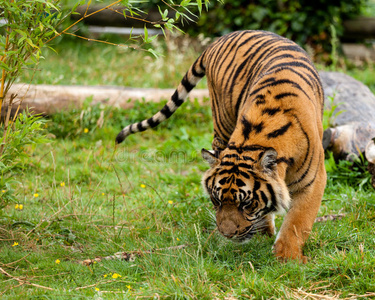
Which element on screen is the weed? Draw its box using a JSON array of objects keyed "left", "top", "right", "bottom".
[{"left": 322, "top": 94, "right": 344, "bottom": 130}]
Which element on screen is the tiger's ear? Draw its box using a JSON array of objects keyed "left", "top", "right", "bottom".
[
  {"left": 201, "top": 148, "right": 220, "bottom": 167},
  {"left": 260, "top": 148, "right": 278, "bottom": 173}
]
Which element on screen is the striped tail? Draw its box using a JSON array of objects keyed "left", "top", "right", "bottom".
[{"left": 115, "top": 55, "right": 206, "bottom": 144}]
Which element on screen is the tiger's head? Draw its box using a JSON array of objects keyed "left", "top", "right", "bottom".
[{"left": 201, "top": 146, "right": 290, "bottom": 242}]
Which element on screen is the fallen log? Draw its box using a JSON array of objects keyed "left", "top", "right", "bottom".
[
  {"left": 343, "top": 16, "right": 375, "bottom": 40},
  {"left": 4, "top": 84, "right": 209, "bottom": 116}
]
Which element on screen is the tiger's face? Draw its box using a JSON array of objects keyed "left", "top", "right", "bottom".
[{"left": 201, "top": 146, "right": 290, "bottom": 242}]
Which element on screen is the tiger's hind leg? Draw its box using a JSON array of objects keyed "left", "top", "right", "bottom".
[{"left": 272, "top": 161, "right": 326, "bottom": 263}]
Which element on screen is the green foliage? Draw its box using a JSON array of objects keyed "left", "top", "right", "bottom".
[
  {"left": 0, "top": 112, "right": 48, "bottom": 209},
  {"left": 325, "top": 151, "right": 372, "bottom": 189},
  {"left": 191, "top": 0, "right": 366, "bottom": 52},
  {"left": 323, "top": 95, "right": 344, "bottom": 130},
  {"left": 0, "top": 0, "right": 66, "bottom": 99},
  {"left": 0, "top": 0, "right": 69, "bottom": 212}
]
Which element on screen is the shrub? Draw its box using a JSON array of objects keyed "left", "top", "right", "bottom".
[
  {"left": 188, "top": 0, "right": 366, "bottom": 54},
  {"left": 0, "top": 112, "right": 48, "bottom": 209}
]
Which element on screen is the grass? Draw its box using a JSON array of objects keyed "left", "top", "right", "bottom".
[
  {"left": 1, "top": 37, "right": 375, "bottom": 298},
  {"left": 1, "top": 99, "right": 374, "bottom": 299},
  {"left": 19, "top": 35, "right": 209, "bottom": 89}
]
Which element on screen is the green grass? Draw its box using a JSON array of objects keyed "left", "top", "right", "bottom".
[
  {"left": 2, "top": 37, "right": 375, "bottom": 298},
  {"left": 19, "top": 36, "right": 208, "bottom": 89},
  {"left": 1, "top": 97, "right": 374, "bottom": 299}
]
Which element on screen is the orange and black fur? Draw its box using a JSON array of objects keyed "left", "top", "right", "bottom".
[{"left": 116, "top": 31, "right": 327, "bottom": 262}]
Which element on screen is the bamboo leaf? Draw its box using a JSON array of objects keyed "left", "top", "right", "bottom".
[
  {"left": 197, "top": 0, "right": 202, "bottom": 14},
  {"left": 144, "top": 25, "right": 148, "bottom": 42}
]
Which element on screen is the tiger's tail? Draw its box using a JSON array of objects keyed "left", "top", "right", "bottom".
[{"left": 115, "top": 54, "right": 206, "bottom": 144}]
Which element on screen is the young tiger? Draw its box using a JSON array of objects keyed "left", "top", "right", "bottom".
[{"left": 116, "top": 30, "right": 327, "bottom": 262}]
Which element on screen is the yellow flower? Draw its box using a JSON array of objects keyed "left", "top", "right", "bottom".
[
  {"left": 103, "top": 274, "right": 108, "bottom": 278},
  {"left": 168, "top": 200, "right": 173, "bottom": 204},
  {"left": 126, "top": 285, "right": 132, "bottom": 290},
  {"left": 101, "top": 192, "right": 105, "bottom": 196},
  {"left": 140, "top": 184, "right": 146, "bottom": 188},
  {"left": 15, "top": 204, "right": 23, "bottom": 210},
  {"left": 112, "top": 273, "right": 122, "bottom": 279},
  {"left": 55, "top": 259, "right": 60, "bottom": 264},
  {"left": 95, "top": 287, "right": 100, "bottom": 291},
  {"left": 60, "top": 182, "right": 65, "bottom": 187},
  {"left": 12, "top": 242, "right": 18, "bottom": 247},
  {"left": 176, "top": 238, "right": 180, "bottom": 241},
  {"left": 84, "top": 128, "right": 89, "bottom": 133},
  {"left": 1, "top": 190, "right": 5, "bottom": 193},
  {"left": 34, "top": 193, "right": 39, "bottom": 198}
]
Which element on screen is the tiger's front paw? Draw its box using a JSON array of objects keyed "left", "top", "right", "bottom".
[{"left": 272, "top": 239, "right": 308, "bottom": 263}]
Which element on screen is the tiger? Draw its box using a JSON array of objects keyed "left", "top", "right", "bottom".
[{"left": 116, "top": 30, "right": 327, "bottom": 263}]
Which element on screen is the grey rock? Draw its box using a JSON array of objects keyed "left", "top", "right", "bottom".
[{"left": 320, "top": 71, "right": 375, "bottom": 161}]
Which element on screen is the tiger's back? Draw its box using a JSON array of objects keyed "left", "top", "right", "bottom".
[{"left": 116, "top": 30, "right": 327, "bottom": 262}]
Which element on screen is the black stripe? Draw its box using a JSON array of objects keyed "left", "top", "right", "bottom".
[
  {"left": 241, "top": 116, "right": 252, "bottom": 139},
  {"left": 274, "top": 93, "right": 298, "bottom": 100},
  {"left": 220, "top": 161, "right": 235, "bottom": 166},
  {"left": 263, "top": 107, "right": 281, "bottom": 115},
  {"left": 129, "top": 124, "right": 134, "bottom": 134},
  {"left": 276, "top": 157, "right": 295, "bottom": 166},
  {"left": 260, "top": 190, "right": 268, "bottom": 206},
  {"left": 171, "top": 91, "right": 184, "bottom": 107},
  {"left": 242, "top": 156, "right": 255, "bottom": 161},
  {"left": 266, "top": 183, "right": 277, "bottom": 209},
  {"left": 219, "top": 177, "right": 227, "bottom": 185},
  {"left": 204, "top": 174, "right": 215, "bottom": 190},
  {"left": 223, "top": 153, "right": 240, "bottom": 160},
  {"left": 160, "top": 104, "right": 173, "bottom": 118},
  {"left": 287, "top": 149, "right": 314, "bottom": 187},
  {"left": 238, "top": 163, "right": 253, "bottom": 169},
  {"left": 259, "top": 77, "right": 276, "bottom": 85},
  {"left": 226, "top": 144, "right": 269, "bottom": 153},
  {"left": 137, "top": 122, "right": 146, "bottom": 132},
  {"left": 236, "top": 178, "right": 246, "bottom": 187},
  {"left": 291, "top": 114, "right": 310, "bottom": 172},
  {"left": 147, "top": 117, "right": 158, "bottom": 128},
  {"left": 267, "top": 122, "right": 292, "bottom": 139},
  {"left": 181, "top": 75, "right": 195, "bottom": 93},
  {"left": 253, "top": 180, "right": 260, "bottom": 193},
  {"left": 254, "top": 94, "right": 266, "bottom": 105},
  {"left": 254, "top": 122, "right": 264, "bottom": 133},
  {"left": 191, "top": 57, "right": 205, "bottom": 77},
  {"left": 299, "top": 154, "right": 322, "bottom": 190}
]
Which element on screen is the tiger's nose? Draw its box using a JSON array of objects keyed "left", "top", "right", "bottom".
[{"left": 218, "top": 220, "right": 238, "bottom": 239}]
